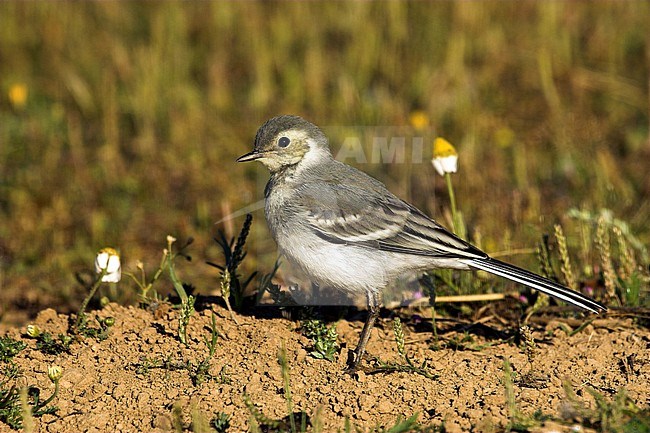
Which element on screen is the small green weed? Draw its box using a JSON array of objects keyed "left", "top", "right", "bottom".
[
  {"left": 211, "top": 412, "right": 230, "bottom": 433},
  {"left": 29, "top": 332, "right": 72, "bottom": 356},
  {"left": 300, "top": 319, "right": 339, "bottom": 361},
  {"left": 160, "top": 236, "right": 197, "bottom": 346},
  {"left": 76, "top": 315, "right": 115, "bottom": 341},
  {"left": 0, "top": 337, "right": 25, "bottom": 364},
  {"left": 133, "top": 316, "right": 225, "bottom": 387},
  {"left": 164, "top": 236, "right": 194, "bottom": 305},
  {"left": 369, "top": 318, "right": 437, "bottom": 380},
  {"left": 127, "top": 236, "right": 196, "bottom": 344},
  {"left": 0, "top": 384, "right": 21, "bottom": 430},
  {"left": 133, "top": 356, "right": 165, "bottom": 376},
  {"left": 208, "top": 213, "right": 256, "bottom": 323},
  {"left": 189, "top": 311, "right": 221, "bottom": 386},
  {"left": 125, "top": 236, "right": 193, "bottom": 307},
  {"left": 178, "top": 295, "right": 196, "bottom": 347}
]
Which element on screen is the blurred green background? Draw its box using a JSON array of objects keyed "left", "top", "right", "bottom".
[{"left": 1, "top": 2, "right": 648, "bottom": 324}]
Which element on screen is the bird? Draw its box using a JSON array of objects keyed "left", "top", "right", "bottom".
[{"left": 237, "top": 115, "right": 607, "bottom": 369}]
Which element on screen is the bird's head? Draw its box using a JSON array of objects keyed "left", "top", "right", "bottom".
[{"left": 237, "top": 115, "right": 331, "bottom": 173}]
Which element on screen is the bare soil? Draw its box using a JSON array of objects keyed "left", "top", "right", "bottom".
[{"left": 0, "top": 301, "right": 648, "bottom": 433}]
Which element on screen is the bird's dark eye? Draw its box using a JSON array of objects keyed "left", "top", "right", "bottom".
[{"left": 278, "top": 136, "right": 291, "bottom": 148}]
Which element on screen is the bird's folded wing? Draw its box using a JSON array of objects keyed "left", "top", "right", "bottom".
[{"left": 301, "top": 183, "right": 486, "bottom": 260}]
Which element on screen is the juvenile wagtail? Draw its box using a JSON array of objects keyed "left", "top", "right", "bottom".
[{"left": 237, "top": 115, "right": 606, "bottom": 368}]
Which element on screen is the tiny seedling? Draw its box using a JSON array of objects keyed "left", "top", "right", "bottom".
[
  {"left": 188, "top": 311, "right": 221, "bottom": 386},
  {"left": 177, "top": 295, "right": 195, "bottom": 346},
  {"left": 211, "top": 412, "right": 230, "bottom": 433},
  {"left": 300, "top": 319, "right": 339, "bottom": 361},
  {"left": 217, "top": 365, "right": 232, "bottom": 385},
  {"left": 133, "top": 356, "right": 165, "bottom": 376},
  {"left": 368, "top": 318, "right": 437, "bottom": 380}
]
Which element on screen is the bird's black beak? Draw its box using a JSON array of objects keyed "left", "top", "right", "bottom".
[{"left": 236, "top": 150, "right": 263, "bottom": 162}]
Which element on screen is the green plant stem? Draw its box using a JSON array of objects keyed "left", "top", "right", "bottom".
[
  {"left": 444, "top": 172, "right": 458, "bottom": 233},
  {"left": 167, "top": 253, "right": 188, "bottom": 304},
  {"left": 35, "top": 380, "right": 59, "bottom": 412},
  {"left": 444, "top": 171, "right": 468, "bottom": 265},
  {"left": 139, "top": 254, "right": 167, "bottom": 300},
  {"left": 75, "top": 268, "right": 106, "bottom": 332}
]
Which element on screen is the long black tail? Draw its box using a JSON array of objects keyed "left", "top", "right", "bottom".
[{"left": 466, "top": 258, "right": 606, "bottom": 313}]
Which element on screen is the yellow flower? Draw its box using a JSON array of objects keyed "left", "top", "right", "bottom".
[
  {"left": 431, "top": 137, "right": 458, "bottom": 176},
  {"left": 95, "top": 247, "right": 121, "bottom": 283},
  {"left": 409, "top": 110, "right": 429, "bottom": 131},
  {"left": 47, "top": 365, "right": 63, "bottom": 382},
  {"left": 8, "top": 83, "right": 28, "bottom": 110}
]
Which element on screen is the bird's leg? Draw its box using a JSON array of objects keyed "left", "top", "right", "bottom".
[{"left": 348, "top": 290, "right": 381, "bottom": 369}]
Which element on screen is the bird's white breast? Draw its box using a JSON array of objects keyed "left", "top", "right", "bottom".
[{"left": 265, "top": 180, "right": 387, "bottom": 292}]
